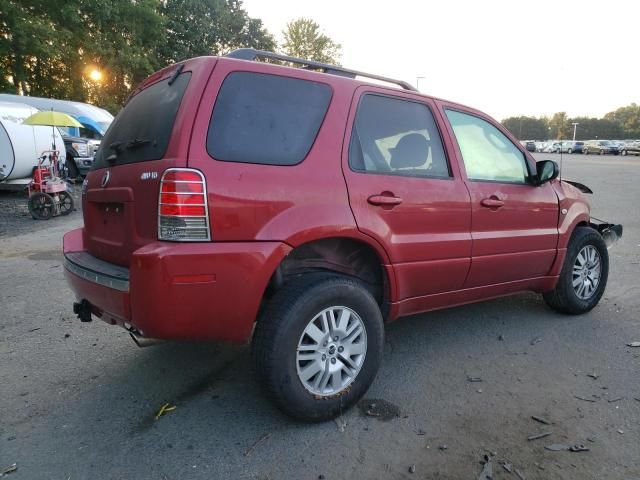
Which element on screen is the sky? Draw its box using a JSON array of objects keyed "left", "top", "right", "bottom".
[{"left": 242, "top": 0, "right": 639, "bottom": 121}]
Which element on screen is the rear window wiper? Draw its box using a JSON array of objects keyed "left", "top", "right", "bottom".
[
  {"left": 108, "top": 141, "right": 123, "bottom": 151},
  {"left": 126, "top": 138, "right": 152, "bottom": 149}
]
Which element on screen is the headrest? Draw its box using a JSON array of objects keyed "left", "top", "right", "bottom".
[{"left": 389, "top": 133, "right": 429, "bottom": 169}]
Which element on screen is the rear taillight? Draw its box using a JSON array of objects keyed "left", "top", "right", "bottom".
[{"left": 158, "top": 168, "right": 211, "bottom": 241}]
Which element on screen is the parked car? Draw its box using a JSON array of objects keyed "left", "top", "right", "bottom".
[
  {"left": 63, "top": 49, "right": 623, "bottom": 421},
  {"left": 544, "top": 141, "right": 562, "bottom": 153},
  {"left": 583, "top": 140, "right": 619, "bottom": 155},
  {"left": 524, "top": 141, "right": 536, "bottom": 152},
  {"left": 568, "top": 141, "right": 584, "bottom": 153},
  {"left": 620, "top": 141, "right": 640, "bottom": 156}
]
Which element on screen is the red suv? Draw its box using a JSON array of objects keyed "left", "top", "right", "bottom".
[{"left": 64, "top": 49, "right": 622, "bottom": 421}]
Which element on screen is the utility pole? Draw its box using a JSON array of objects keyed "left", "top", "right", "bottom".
[
  {"left": 416, "top": 76, "right": 425, "bottom": 91},
  {"left": 572, "top": 122, "right": 579, "bottom": 141}
]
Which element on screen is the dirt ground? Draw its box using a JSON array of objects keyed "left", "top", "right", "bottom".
[{"left": 0, "top": 154, "right": 638, "bottom": 479}]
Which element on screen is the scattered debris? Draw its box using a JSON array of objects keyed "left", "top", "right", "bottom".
[
  {"left": 530, "top": 337, "right": 542, "bottom": 346},
  {"left": 64, "top": 333, "right": 70, "bottom": 339},
  {"left": 414, "top": 428, "right": 426, "bottom": 436},
  {"left": 477, "top": 389, "right": 483, "bottom": 393},
  {"left": 0, "top": 464, "right": 17, "bottom": 477},
  {"left": 545, "top": 444, "right": 571, "bottom": 451},
  {"left": 498, "top": 334, "right": 505, "bottom": 341},
  {"left": 569, "top": 445, "right": 589, "bottom": 452},
  {"left": 467, "top": 376, "right": 483, "bottom": 383},
  {"left": 408, "top": 464, "right": 416, "bottom": 474},
  {"left": 334, "top": 416, "right": 347, "bottom": 433},
  {"left": 634, "top": 397, "right": 640, "bottom": 402},
  {"left": 574, "top": 395, "right": 597, "bottom": 403},
  {"left": 502, "top": 462, "right": 513, "bottom": 473},
  {"left": 627, "top": 342, "right": 640, "bottom": 347},
  {"left": 587, "top": 372, "right": 599, "bottom": 380},
  {"left": 528, "top": 431, "right": 552, "bottom": 441},
  {"left": 587, "top": 436, "right": 597, "bottom": 443},
  {"left": 244, "top": 433, "right": 271, "bottom": 457},
  {"left": 154, "top": 403, "right": 176, "bottom": 420},
  {"left": 477, "top": 455, "right": 493, "bottom": 480},
  {"left": 28, "top": 327, "right": 41, "bottom": 332},
  {"left": 438, "top": 444, "right": 448, "bottom": 450},
  {"left": 357, "top": 399, "right": 400, "bottom": 421},
  {"left": 531, "top": 415, "right": 552, "bottom": 425},
  {"left": 608, "top": 397, "right": 623, "bottom": 403},
  {"left": 515, "top": 468, "right": 526, "bottom": 479},
  {"left": 617, "top": 429, "right": 624, "bottom": 434},
  {"left": 318, "top": 475, "right": 325, "bottom": 480}
]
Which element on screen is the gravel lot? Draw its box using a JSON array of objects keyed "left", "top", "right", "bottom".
[{"left": 1, "top": 154, "right": 639, "bottom": 479}]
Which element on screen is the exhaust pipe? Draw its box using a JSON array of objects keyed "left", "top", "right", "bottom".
[{"left": 129, "top": 330, "right": 164, "bottom": 348}]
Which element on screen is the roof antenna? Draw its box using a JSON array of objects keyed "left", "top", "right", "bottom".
[{"left": 559, "top": 133, "right": 563, "bottom": 181}]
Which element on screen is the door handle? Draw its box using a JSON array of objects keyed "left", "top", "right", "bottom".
[
  {"left": 367, "top": 194, "right": 403, "bottom": 206},
  {"left": 480, "top": 197, "right": 505, "bottom": 208}
]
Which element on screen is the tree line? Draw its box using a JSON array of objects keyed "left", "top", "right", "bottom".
[
  {"left": 0, "top": 0, "right": 341, "bottom": 113},
  {"left": 502, "top": 104, "right": 640, "bottom": 141}
]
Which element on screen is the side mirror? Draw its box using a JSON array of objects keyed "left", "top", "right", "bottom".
[{"left": 536, "top": 160, "right": 559, "bottom": 185}]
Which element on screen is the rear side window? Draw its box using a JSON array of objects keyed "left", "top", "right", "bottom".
[
  {"left": 93, "top": 72, "right": 191, "bottom": 169},
  {"left": 349, "top": 94, "right": 450, "bottom": 178},
  {"left": 207, "top": 72, "right": 331, "bottom": 166}
]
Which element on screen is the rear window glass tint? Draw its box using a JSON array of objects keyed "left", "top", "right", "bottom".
[
  {"left": 92, "top": 72, "right": 191, "bottom": 169},
  {"left": 207, "top": 72, "right": 331, "bottom": 166}
]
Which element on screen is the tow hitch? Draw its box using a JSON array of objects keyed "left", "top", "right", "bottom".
[{"left": 73, "top": 299, "right": 93, "bottom": 322}]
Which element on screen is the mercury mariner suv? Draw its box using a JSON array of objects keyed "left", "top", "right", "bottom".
[{"left": 64, "top": 49, "right": 622, "bottom": 421}]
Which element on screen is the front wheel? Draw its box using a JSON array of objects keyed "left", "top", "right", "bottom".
[
  {"left": 543, "top": 227, "right": 609, "bottom": 314},
  {"left": 584, "top": 149, "right": 589, "bottom": 155},
  {"left": 568, "top": 148, "right": 573, "bottom": 154},
  {"left": 621, "top": 149, "right": 627, "bottom": 156},
  {"left": 252, "top": 274, "right": 384, "bottom": 421}
]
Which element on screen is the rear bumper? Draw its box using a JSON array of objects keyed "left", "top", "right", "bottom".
[{"left": 63, "top": 228, "right": 291, "bottom": 342}]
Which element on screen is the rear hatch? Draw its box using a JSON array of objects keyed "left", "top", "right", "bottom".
[{"left": 82, "top": 58, "right": 216, "bottom": 266}]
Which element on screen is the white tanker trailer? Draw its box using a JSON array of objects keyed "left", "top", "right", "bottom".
[{"left": 0, "top": 102, "right": 66, "bottom": 188}]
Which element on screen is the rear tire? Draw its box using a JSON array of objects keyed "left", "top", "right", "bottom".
[
  {"left": 252, "top": 273, "right": 384, "bottom": 421},
  {"left": 584, "top": 148, "right": 589, "bottom": 155},
  {"left": 543, "top": 227, "right": 608, "bottom": 314},
  {"left": 621, "top": 149, "right": 627, "bottom": 156}
]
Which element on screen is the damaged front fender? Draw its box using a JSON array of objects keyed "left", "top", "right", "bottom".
[{"left": 590, "top": 217, "right": 623, "bottom": 248}]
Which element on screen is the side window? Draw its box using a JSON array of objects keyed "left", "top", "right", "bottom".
[
  {"left": 349, "top": 94, "right": 450, "bottom": 178},
  {"left": 207, "top": 72, "right": 332, "bottom": 166},
  {"left": 445, "top": 110, "right": 529, "bottom": 183}
]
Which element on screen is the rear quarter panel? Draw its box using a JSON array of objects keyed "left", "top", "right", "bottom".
[{"left": 186, "top": 58, "right": 362, "bottom": 247}]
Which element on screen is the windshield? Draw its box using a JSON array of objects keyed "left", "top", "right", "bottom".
[{"left": 92, "top": 72, "right": 191, "bottom": 169}]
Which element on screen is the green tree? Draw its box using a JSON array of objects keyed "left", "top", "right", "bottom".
[
  {"left": 548, "top": 112, "right": 570, "bottom": 140},
  {"left": 501, "top": 116, "right": 548, "bottom": 140},
  {"left": 604, "top": 103, "right": 640, "bottom": 139},
  {"left": 282, "top": 18, "right": 341, "bottom": 64},
  {"left": 158, "top": 0, "right": 274, "bottom": 65},
  {"left": 0, "top": 0, "right": 275, "bottom": 113}
]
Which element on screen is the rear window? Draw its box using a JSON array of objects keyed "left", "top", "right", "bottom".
[
  {"left": 92, "top": 72, "right": 191, "bottom": 169},
  {"left": 207, "top": 72, "right": 332, "bottom": 166}
]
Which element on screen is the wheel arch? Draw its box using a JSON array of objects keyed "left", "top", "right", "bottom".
[{"left": 259, "top": 234, "right": 396, "bottom": 322}]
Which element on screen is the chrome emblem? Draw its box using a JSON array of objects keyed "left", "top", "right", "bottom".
[{"left": 101, "top": 170, "right": 110, "bottom": 188}]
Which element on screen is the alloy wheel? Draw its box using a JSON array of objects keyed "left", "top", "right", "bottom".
[
  {"left": 572, "top": 245, "right": 601, "bottom": 300},
  {"left": 296, "top": 306, "right": 367, "bottom": 396}
]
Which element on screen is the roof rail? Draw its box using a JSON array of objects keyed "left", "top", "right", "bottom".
[{"left": 225, "top": 48, "right": 418, "bottom": 92}]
